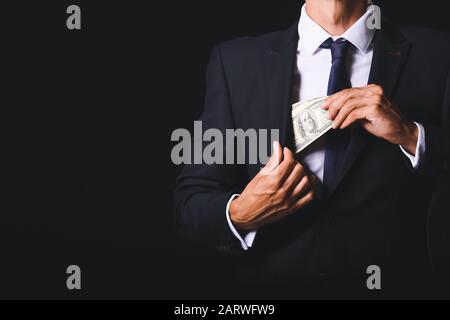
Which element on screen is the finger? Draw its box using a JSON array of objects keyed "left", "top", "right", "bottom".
[
  {"left": 322, "top": 90, "right": 346, "bottom": 108},
  {"left": 274, "top": 141, "right": 283, "bottom": 166},
  {"left": 324, "top": 88, "right": 363, "bottom": 121},
  {"left": 332, "top": 98, "right": 365, "bottom": 129},
  {"left": 277, "top": 147, "right": 298, "bottom": 182},
  {"left": 322, "top": 88, "right": 353, "bottom": 109},
  {"left": 327, "top": 90, "right": 362, "bottom": 120},
  {"left": 340, "top": 106, "right": 372, "bottom": 128},
  {"left": 283, "top": 146, "right": 295, "bottom": 162},
  {"left": 283, "top": 162, "right": 306, "bottom": 194},
  {"left": 288, "top": 190, "right": 315, "bottom": 213},
  {"left": 290, "top": 175, "right": 312, "bottom": 199},
  {"left": 265, "top": 141, "right": 283, "bottom": 171},
  {"left": 270, "top": 140, "right": 283, "bottom": 166}
]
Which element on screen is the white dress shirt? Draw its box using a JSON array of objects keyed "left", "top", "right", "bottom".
[{"left": 226, "top": 4, "right": 425, "bottom": 250}]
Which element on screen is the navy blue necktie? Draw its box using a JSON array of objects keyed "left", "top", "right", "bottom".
[{"left": 320, "top": 38, "right": 352, "bottom": 194}]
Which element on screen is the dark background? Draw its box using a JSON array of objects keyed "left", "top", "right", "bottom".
[{"left": 5, "top": 0, "right": 450, "bottom": 299}]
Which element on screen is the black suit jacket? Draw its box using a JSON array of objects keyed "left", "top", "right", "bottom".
[{"left": 174, "top": 19, "right": 450, "bottom": 298}]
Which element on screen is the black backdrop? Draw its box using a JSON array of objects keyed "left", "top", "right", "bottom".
[{"left": 5, "top": 0, "right": 450, "bottom": 299}]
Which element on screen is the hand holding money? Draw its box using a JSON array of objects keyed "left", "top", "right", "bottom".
[
  {"left": 292, "top": 85, "right": 419, "bottom": 156},
  {"left": 321, "top": 84, "right": 419, "bottom": 155}
]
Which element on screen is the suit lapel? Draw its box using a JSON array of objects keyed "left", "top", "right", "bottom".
[
  {"left": 262, "top": 22, "right": 299, "bottom": 148},
  {"left": 330, "top": 23, "right": 411, "bottom": 194}
]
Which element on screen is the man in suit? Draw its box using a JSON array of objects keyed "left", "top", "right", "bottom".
[{"left": 175, "top": 0, "right": 450, "bottom": 297}]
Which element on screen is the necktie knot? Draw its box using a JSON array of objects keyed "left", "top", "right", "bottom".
[{"left": 320, "top": 37, "right": 352, "bottom": 62}]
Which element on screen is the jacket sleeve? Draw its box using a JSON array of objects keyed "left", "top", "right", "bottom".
[
  {"left": 174, "top": 45, "right": 248, "bottom": 252},
  {"left": 419, "top": 68, "right": 450, "bottom": 182}
]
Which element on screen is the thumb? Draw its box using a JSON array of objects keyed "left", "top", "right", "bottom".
[{"left": 266, "top": 141, "right": 283, "bottom": 170}]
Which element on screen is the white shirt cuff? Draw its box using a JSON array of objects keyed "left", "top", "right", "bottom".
[
  {"left": 399, "top": 122, "right": 425, "bottom": 169},
  {"left": 225, "top": 194, "right": 257, "bottom": 250}
]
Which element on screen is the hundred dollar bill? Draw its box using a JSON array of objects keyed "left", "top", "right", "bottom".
[{"left": 292, "top": 96, "right": 332, "bottom": 153}]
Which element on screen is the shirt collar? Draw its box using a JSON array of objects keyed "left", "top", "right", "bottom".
[{"left": 297, "top": 4, "right": 375, "bottom": 54}]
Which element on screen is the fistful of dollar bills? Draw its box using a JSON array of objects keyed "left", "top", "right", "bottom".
[{"left": 292, "top": 96, "right": 332, "bottom": 153}]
